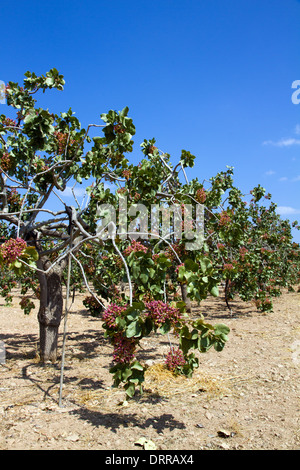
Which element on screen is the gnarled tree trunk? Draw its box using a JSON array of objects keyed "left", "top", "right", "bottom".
[{"left": 37, "top": 257, "right": 65, "bottom": 362}]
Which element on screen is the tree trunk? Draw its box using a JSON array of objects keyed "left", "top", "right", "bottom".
[
  {"left": 224, "top": 279, "right": 232, "bottom": 315},
  {"left": 180, "top": 283, "right": 192, "bottom": 313},
  {"left": 37, "top": 258, "right": 64, "bottom": 362}
]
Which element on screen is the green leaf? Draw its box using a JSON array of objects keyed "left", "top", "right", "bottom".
[
  {"left": 45, "top": 77, "right": 54, "bottom": 87},
  {"left": 158, "top": 320, "right": 171, "bottom": 335},
  {"left": 126, "top": 320, "right": 142, "bottom": 338},
  {"left": 180, "top": 336, "right": 194, "bottom": 354},
  {"left": 184, "top": 258, "right": 199, "bottom": 272},
  {"left": 131, "top": 361, "right": 144, "bottom": 371},
  {"left": 210, "top": 285, "right": 219, "bottom": 297},
  {"left": 214, "top": 324, "right": 230, "bottom": 336},
  {"left": 115, "top": 316, "right": 126, "bottom": 329},
  {"left": 143, "top": 317, "right": 154, "bottom": 335},
  {"left": 199, "top": 257, "right": 211, "bottom": 273},
  {"left": 157, "top": 255, "right": 172, "bottom": 268},
  {"left": 214, "top": 341, "right": 226, "bottom": 352},
  {"left": 193, "top": 318, "right": 214, "bottom": 331},
  {"left": 125, "top": 312, "right": 139, "bottom": 322},
  {"left": 24, "top": 246, "right": 39, "bottom": 261},
  {"left": 129, "top": 378, "right": 140, "bottom": 384},
  {"left": 23, "top": 112, "right": 35, "bottom": 124},
  {"left": 140, "top": 273, "right": 148, "bottom": 283},
  {"left": 190, "top": 329, "right": 199, "bottom": 340},
  {"left": 13, "top": 260, "right": 22, "bottom": 268},
  {"left": 125, "top": 382, "right": 136, "bottom": 397},
  {"left": 127, "top": 301, "right": 145, "bottom": 312},
  {"left": 122, "top": 367, "right": 132, "bottom": 381},
  {"left": 175, "top": 301, "right": 187, "bottom": 313}
]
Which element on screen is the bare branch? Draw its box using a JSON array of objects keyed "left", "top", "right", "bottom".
[{"left": 70, "top": 251, "right": 105, "bottom": 309}]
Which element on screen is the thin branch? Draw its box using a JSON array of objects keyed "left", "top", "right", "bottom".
[
  {"left": 180, "top": 162, "right": 189, "bottom": 184},
  {"left": 110, "top": 227, "right": 133, "bottom": 307},
  {"left": 19, "top": 233, "right": 100, "bottom": 275},
  {"left": 70, "top": 252, "right": 105, "bottom": 309}
]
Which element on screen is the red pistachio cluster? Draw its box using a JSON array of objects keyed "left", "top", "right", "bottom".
[
  {"left": 166, "top": 242, "right": 188, "bottom": 262},
  {"left": 19, "top": 296, "right": 35, "bottom": 315},
  {"left": 145, "top": 300, "right": 182, "bottom": 327},
  {"left": 217, "top": 243, "right": 225, "bottom": 251},
  {"left": 239, "top": 246, "right": 249, "bottom": 260},
  {"left": 102, "top": 303, "right": 128, "bottom": 329},
  {"left": 223, "top": 263, "right": 235, "bottom": 272},
  {"left": 0, "top": 152, "right": 14, "bottom": 172},
  {"left": 122, "top": 169, "right": 132, "bottom": 180},
  {"left": 54, "top": 130, "right": 75, "bottom": 154},
  {"left": 7, "top": 189, "right": 22, "bottom": 209},
  {"left": 130, "top": 192, "right": 141, "bottom": 202},
  {"left": 175, "top": 262, "right": 184, "bottom": 274},
  {"left": 165, "top": 347, "right": 186, "bottom": 372},
  {"left": 195, "top": 187, "right": 207, "bottom": 204},
  {"left": 255, "top": 297, "right": 272, "bottom": 311},
  {"left": 102, "top": 303, "right": 137, "bottom": 364},
  {"left": 0, "top": 237, "right": 27, "bottom": 263},
  {"left": 83, "top": 295, "right": 103, "bottom": 316},
  {"left": 1, "top": 117, "right": 17, "bottom": 128},
  {"left": 117, "top": 187, "right": 128, "bottom": 195},
  {"left": 113, "top": 123, "right": 125, "bottom": 134},
  {"left": 112, "top": 332, "right": 136, "bottom": 364},
  {"left": 123, "top": 240, "right": 148, "bottom": 256},
  {"left": 218, "top": 211, "right": 232, "bottom": 227}
]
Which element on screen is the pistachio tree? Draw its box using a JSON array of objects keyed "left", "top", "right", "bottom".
[
  {"left": 0, "top": 69, "right": 137, "bottom": 361},
  {"left": 1, "top": 69, "right": 298, "bottom": 397}
]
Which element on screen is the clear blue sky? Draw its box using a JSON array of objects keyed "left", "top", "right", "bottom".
[{"left": 1, "top": 0, "right": 300, "bottom": 241}]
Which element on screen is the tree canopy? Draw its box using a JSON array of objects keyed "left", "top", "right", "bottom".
[{"left": 0, "top": 69, "right": 299, "bottom": 396}]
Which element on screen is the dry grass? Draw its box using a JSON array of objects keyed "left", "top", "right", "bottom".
[
  {"left": 143, "top": 363, "right": 231, "bottom": 399},
  {"left": 71, "top": 362, "right": 232, "bottom": 408}
]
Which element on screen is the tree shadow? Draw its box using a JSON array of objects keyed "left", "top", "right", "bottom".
[
  {"left": 0, "top": 328, "right": 110, "bottom": 361},
  {"left": 21, "top": 363, "right": 61, "bottom": 400},
  {"left": 191, "top": 298, "right": 255, "bottom": 320},
  {"left": 64, "top": 330, "right": 109, "bottom": 359},
  {"left": 137, "top": 344, "right": 166, "bottom": 362},
  {"left": 70, "top": 307, "right": 104, "bottom": 322},
  {"left": 70, "top": 406, "right": 185, "bottom": 434},
  {"left": 0, "top": 333, "right": 39, "bottom": 360},
  {"left": 77, "top": 377, "right": 106, "bottom": 390}
]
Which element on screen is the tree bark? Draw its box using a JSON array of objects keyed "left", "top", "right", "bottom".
[
  {"left": 224, "top": 279, "right": 232, "bottom": 315},
  {"left": 180, "top": 283, "right": 192, "bottom": 313},
  {"left": 37, "top": 257, "right": 65, "bottom": 362}
]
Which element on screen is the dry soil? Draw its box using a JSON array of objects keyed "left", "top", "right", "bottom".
[{"left": 0, "top": 287, "right": 299, "bottom": 451}]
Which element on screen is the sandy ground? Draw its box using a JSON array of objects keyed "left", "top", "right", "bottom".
[{"left": 0, "top": 287, "right": 299, "bottom": 451}]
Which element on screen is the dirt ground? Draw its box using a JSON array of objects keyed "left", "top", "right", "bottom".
[{"left": 0, "top": 286, "right": 299, "bottom": 451}]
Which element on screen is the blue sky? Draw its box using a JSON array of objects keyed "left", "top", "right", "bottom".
[{"left": 1, "top": 0, "right": 300, "bottom": 241}]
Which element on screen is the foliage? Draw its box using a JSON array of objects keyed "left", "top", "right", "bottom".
[
  {"left": 100, "top": 298, "right": 231, "bottom": 395},
  {"left": 0, "top": 68, "right": 299, "bottom": 396}
]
